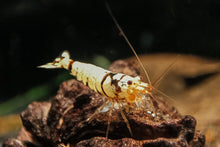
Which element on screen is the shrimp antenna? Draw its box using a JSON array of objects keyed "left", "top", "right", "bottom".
[
  {"left": 152, "top": 54, "right": 180, "bottom": 87},
  {"left": 105, "top": 1, "right": 152, "bottom": 85}
]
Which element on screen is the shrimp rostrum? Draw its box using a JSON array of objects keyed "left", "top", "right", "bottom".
[{"left": 38, "top": 51, "right": 155, "bottom": 137}]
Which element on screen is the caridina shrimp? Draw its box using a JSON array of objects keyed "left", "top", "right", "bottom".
[{"left": 38, "top": 2, "right": 173, "bottom": 138}]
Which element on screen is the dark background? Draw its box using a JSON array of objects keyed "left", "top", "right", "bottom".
[{"left": 1, "top": 0, "right": 220, "bottom": 103}]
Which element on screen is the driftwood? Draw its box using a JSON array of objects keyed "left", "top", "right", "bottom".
[{"left": 3, "top": 59, "right": 205, "bottom": 147}]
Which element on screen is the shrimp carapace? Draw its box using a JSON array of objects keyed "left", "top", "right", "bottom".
[{"left": 38, "top": 51, "right": 154, "bottom": 137}]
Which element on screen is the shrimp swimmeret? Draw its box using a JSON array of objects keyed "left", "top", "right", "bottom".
[{"left": 38, "top": 51, "right": 156, "bottom": 137}]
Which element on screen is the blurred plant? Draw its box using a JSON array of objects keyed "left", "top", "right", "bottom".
[
  {"left": 0, "top": 71, "right": 72, "bottom": 116},
  {"left": 92, "top": 54, "right": 111, "bottom": 69}
]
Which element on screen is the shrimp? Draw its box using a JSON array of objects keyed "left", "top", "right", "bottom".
[
  {"left": 38, "top": 2, "right": 166, "bottom": 138},
  {"left": 38, "top": 51, "right": 154, "bottom": 137}
]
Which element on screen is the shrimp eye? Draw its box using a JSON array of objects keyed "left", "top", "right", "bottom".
[{"left": 127, "top": 80, "right": 132, "bottom": 85}]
